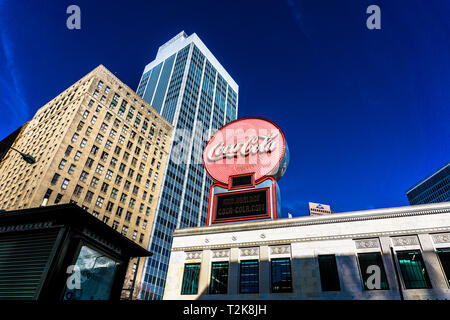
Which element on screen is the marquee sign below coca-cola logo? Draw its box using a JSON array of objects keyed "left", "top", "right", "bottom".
[{"left": 203, "top": 117, "right": 289, "bottom": 186}]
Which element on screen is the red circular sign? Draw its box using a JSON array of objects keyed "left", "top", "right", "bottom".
[{"left": 203, "top": 117, "right": 288, "bottom": 185}]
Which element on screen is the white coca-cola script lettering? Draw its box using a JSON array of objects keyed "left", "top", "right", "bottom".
[{"left": 207, "top": 132, "right": 279, "bottom": 162}]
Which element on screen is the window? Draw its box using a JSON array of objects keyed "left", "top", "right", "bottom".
[
  {"left": 54, "top": 193, "right": 63, "bottom": 204},
  {"left": 110, "top": 188, "right": 118, "bottom": 199},
  {"left": 437, "top": 248, "right": 450, "bottom": 287},
  {"left": 95, "top": 164, "right": 104, "bottom": 174},
  {"left": 116, "top": 206, "right": 123, "bottom": 217},
  {"left": 105, "top": 170, "right": 113, "bottom": 180},
  {"left": 74, "top": 151, "right": 82, "bottom": 161},
  {"left": 96, "top": 134, "right": 104, "bottom": 144},
  {"left": 58, "top": 159, "right": 67, "bottom": 170},
  {"left": 125, "top": 211, "right": 132, "bottom": 222},
  {"left": 77, "top": 120, "right": 85, "bottom": 131},
  {"left": 357, "top": 252, "right": 389, "bottom": 290},
  {"left": 73, "top": 185, "right": 83, "bottom": 197},
  {"left": 100, "top": 182, "right": 109, "bottom": 193},
  {"left": 271, "top": 258, "right": 293, "bottom": 293},
  {"left": 85, "top": 126, "right": 92, "bottom": 136},
  {"left": 240, "top": 260, "right": 259, "bottom": 294},
  {"left": 181, "top": 263, "right": 201, "bottom": 295},
  {"left": 79, "top": 171, "right": 88, "bottom": 182},
  {"left": 210, "top": 262, "right": 229, "bottom": 294},
  {"left": 71, "top": 133, "right": 79, "bottom": 143},
  {"left": 135, "top": 216, "right": 141, "bottom": 226},
  {"left": 106, "top": 201, "right": 114, "bottom": 212},
  {"left": 85, "top": 157, "right": 94, "bottom": 168},
  {"left": 43, "top": 188, "right": 53, "bottom": 202},
  {"left": 91, "top": 146, "right": 99, "bottom": 155},
  {"left": 318, "top": 255, "right": 340, "bottom": 291},
  {"left": 84, "top": 191, "right": 94, "bottom": 203},
  {"left": 90, "top": 177, "right": 99, "bottom": 188},
  {"left": 121, "top": 225, "right": 128, "bottom": 236},
  {"left": 91, "top": 115, "right": 97, "bottom": 125},
  {"left": 110, "top": 157, "right": 117, "bottom": 167},
  {"left": 51, "top": 173, "right": 60, "bottom": 185},
  {"left": 82, "top": 110, "right": 89, "bottom": 119},
  {"left": 129, "top": 198, "right": 135, "bottom": 208},
  {"left": 95, "top": 196, "right": 104, "bottom": 208},
  {"left": 396, "top": 250, "right": 432, "bottom": 289},
  {"left": 80, "top": 138, "right": 87, "bottom": 148},
  {"left": 65, "top": 146, "right": 73, "bottom": 156},
  {"left": 68, "top": 164, "right": 76, "bottom": 175}
]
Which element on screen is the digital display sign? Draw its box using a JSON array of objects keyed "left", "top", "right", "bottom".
[{"left": 214, "top": 189, "right": 269, "bottom": 222}]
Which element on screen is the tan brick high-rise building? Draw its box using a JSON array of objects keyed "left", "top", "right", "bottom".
[{"left": 0, "top": 65, "right": 173, "bottom": 299}]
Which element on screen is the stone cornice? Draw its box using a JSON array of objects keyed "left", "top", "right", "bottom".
[
  {"left": 173, "top": 202, "right": 450, "bottom": 237},
  {"left": 171, "top": 226, "right": 450, "bottom": 252}
]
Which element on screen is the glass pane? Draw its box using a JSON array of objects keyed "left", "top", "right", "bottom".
[
  {"left": 63, "top": 246, "right": 119, "bottom": 300},
  {"left": 181, "top": 263, "right": 201, "bottom": 295},
  {"left": 397, "top": 250, "right": 432, "bottom": 289},
  {"left": 271, "top": 258, "right": 293, "bottom": 293},
  {"left": 357, "top": 252, "right": 389, "bottom": 290},
  {"left": 240, "top": 260, "right": 259, "bottom": 294},
  {"left": 209, "top": 262, "right": 229, "bottom": 294},
  {"left": 318, "top": 255, "right": 341, "bottom": 291},
  {"left": 437, "top": 248, "right": 450, "bottom": 287}
]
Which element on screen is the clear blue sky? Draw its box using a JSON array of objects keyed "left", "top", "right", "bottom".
[{"left": 0, "top": 0, "right": 449, "bottom": 216}]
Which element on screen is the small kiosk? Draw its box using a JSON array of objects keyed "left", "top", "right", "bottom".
[{"left": 0, "top": 203, "right": 151, "bottom": 300}]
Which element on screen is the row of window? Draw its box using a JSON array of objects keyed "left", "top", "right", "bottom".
[{"left": 180, "top": 249, "right": 450, "bottom": 295}]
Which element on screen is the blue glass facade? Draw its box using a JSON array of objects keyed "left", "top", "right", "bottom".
[
  {"left": 407, "top": 162, "right": 450, "bottom": 205},
  {"left": 136, "top": 38, "right": 238, "bottom": 299}
]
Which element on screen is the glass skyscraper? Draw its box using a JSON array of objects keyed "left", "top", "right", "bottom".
[
  {"left": 406, "top": 161, "right": 450, "bottom": 205},
  {"left": 135, "top": 31, "right": 238, "bottom": 299}
]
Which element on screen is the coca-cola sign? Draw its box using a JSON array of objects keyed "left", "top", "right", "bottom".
[{"left": 203, "top": 117, "right": 289, "bottom": 185}]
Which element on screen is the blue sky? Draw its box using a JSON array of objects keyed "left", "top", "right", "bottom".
[{"left": 0, "top": 0, "right": 449, "bottom": 216}]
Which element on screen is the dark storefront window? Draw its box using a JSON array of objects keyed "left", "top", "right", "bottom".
[
  {"left": 209, "top": 261, "right": 229, "bottom": 294},
  {"left": 397, "top": 250, "right": 432, "bottom": 289},
  {"left": 318, "top": 255, "right": 341, "bottom": 291},
  {"left": 240, "top": 260, "right": 259, "bottom": 294},
  {"left": 63, "top": 245, "right": 119, "bottom": 300},
  {"left": 357, "top": 252, "right": 389, "bottom": 290},
  {"left": 437, "top": 248, "right": 450, "bottom": 287},
  {"left": 271, "top": 258, "right": 293, "bottom": 293},
  {"left": 181, "top": 263, "right": 201, "bottom": 295}
]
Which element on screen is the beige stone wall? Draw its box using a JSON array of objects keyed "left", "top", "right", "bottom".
[{"left": 0, "top": 65, "right": 173, "bottom": 298}]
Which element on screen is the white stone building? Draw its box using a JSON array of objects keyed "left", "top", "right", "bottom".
[{"left": 164, "top": 202, "right": 450, "bottom": 300}]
